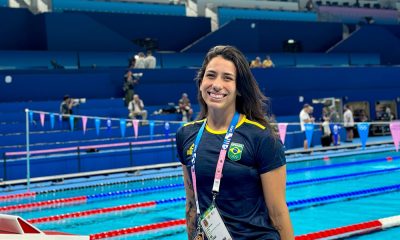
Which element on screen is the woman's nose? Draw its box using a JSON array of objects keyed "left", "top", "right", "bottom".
[{"left": 211, "top": 77, "right": 223, "bottom": 90}]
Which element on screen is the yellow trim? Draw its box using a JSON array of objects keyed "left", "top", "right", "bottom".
[
  {"left": 183, "top": 119, "right": 206, "bottom": 127},
  {"left": 244, "top": 119, "right": 266, "bottom": 130},
  {"left": 205, "top": 115, "right": 247, "bottom": 134}
]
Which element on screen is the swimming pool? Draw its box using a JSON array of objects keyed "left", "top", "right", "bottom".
[{"left": 1, "top": 150, "right": 400, "bottom": 239}]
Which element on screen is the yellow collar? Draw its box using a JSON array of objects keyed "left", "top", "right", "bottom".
[{"left": 205, "top": 115, "right": 246, "bottom": 134}]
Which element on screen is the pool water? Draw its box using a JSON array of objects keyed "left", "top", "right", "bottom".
[{"left": 1, "top": 150, "right": 400, "bottom": 239}]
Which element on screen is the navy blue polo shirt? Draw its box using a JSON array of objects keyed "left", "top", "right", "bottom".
[{"left": 176, "top": 115, "right": 286, "bottom": 239}]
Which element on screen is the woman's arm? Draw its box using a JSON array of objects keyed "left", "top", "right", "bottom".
[
  {"left": 182, "top": 166, "right": 197, "bottom": 240},
  {"left": 261, "top": 165, "right": 294, "bottom": 240}
]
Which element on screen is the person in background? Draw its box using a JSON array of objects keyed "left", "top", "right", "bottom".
[
  {"left": 60, "top": 95, "right": 79, "bottom": 115},
  {"left": 262, "top": 55, "right": 275, "bottom": 68},
  {"left": 305, "top": 0, "right": 314, "bottom": 11},
  {"left": 178, "top": 93, "right": 193, "bottom": 122},
  {"left": 128, "top": 94, "right": 148, "bottom": 124},
  {"left": 123, "top": 70, "right": 138, "bottom": 107},
  {"left": 144, "top": 50, "right": 156, "bottom": 69},
  {"left": 134, "top": 52, "right": 146, "bottom": 69},
  {"left": 321, "top": 116, "right": 332, "bottom": 147},
  {"left": 60, "top": 95, "right": 80, "bottom": 129},
  {"left": 250, "top": 56, "right": 263, "bottom": 68},
  {"left": 343, "top": 104, "right": 354, "bottom": 142},
  {"left": 128, "top": 56, "right": 136, "bottom": 69},
  {"left": 299, "top": 103, "right": 315, "bottom": 149},
  {"left": 176, "top": 45, "right": 293, "bottom": 240}
]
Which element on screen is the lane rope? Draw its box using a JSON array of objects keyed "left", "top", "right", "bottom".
[
  {"left": 28, "top": 197, "right": 185, "bottom": 224},
  {"left": 0, "top": 183, "right": 183, "bottom": 213},
  {"left": 296, "top": 215, "right": 400, "bottom": 239}
]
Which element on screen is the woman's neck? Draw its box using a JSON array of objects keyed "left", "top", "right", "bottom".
[{"left": 206, "top": 109, "right": 237, "bottom": 131}]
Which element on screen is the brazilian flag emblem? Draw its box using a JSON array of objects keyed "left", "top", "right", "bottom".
[{"left": 228, "top": 142, "right": 244, "bottom": 161}]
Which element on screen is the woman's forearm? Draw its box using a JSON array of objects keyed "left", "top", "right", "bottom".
[
  {"left": 271, "top": 207, "right": 294, "bottom": 240},
  {"left": 183, "top": 166, "right": 197, "bottom": 239},
  {"left": 185, "top": 195, "right": 197, "bottom": 239}
]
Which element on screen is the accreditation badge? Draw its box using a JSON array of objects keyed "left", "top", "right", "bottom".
[{"left": 200, "top": 205, "right": 232, "bottom": 240}]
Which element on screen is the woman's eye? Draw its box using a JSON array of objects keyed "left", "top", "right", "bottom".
[{"left": 206, "top": 74, "right": 215, "bottom": 78}]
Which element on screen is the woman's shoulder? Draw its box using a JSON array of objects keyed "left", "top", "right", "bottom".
[
  {"left": 177, "top": 119, "right": 206, "bottom": 135},
  {"left": 241, "top": 117, "right": 278, "bottom": 139}
]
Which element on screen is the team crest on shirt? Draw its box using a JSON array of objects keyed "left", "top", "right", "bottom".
[
  {"left": 228, "top": 142, "right": 244, "bottom": 161},
  {"left": 187, "top": 143, "right": 194, "bottom": 156}
]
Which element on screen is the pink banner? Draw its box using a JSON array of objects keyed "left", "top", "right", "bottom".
[
  {"left": 40, "top": 112, "right": 45, "bottom": 127},
  {"left": 278, "top": 123, "right": 288, "bottom": 144},
  {"left": 132, "top": 119, "right": 139, "bottom": 139},
  {"left": 82, "top": 116, "right": 88, "bottom": 134},
  {"left": 390, "top": 121, "right": 400, "bottom": 152}
]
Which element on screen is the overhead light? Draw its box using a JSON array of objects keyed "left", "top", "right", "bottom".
[{"left": 287, "top": 39, "right": 295, "bottom": 44}]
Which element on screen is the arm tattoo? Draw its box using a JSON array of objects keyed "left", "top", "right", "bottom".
[{"left": 184, "top": 171, "right": 197, "bottom": 239}]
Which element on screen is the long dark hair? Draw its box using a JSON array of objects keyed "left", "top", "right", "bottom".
[{"left": 195, "top": 45, "right": 273, "bottom": 129}]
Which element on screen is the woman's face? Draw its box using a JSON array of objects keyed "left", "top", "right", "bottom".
[{"left": 200, "top": 56, "right": 237, "bottom": 113}]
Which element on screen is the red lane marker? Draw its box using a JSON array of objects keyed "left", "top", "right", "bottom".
[
  {"left": 295, "top": 220, "right": 382, "bottom": 239},
  {"left": 0, "top": 192, "right": 36, "bottom": 201},
  {"left": 28, "top": 201, "right": 157, "bottom": 224},
  {"left": 0, "top": 196, "right": 87, "bottom": 213},
  {"left": 89, "top": 219, "right": 186, "bottom": 239}
]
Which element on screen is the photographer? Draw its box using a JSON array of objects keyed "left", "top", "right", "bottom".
[
  {"left": 60, "top": 95, "right": 80, "bottom": 115},
  {"left": 60, "top": 95, "right": 84, "bottom": 129},
  {"left": 123, "top": 70, "right": 140, "bottom": 106},
  {"left": 178, "top": 93, "right": 193, "bottom": 122}
]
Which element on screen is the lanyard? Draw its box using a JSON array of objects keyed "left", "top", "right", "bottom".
[{"left": 190, "top": 112, "right": 240, "bottom": 215}]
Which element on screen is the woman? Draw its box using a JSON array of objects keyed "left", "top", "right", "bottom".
[{"left": 176, "top": 46, "right": 293, "bottom": 240}]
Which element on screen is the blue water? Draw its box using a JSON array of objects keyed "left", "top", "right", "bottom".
[{"left": 2, "top": 150, "right": 400, "bottom": 239}]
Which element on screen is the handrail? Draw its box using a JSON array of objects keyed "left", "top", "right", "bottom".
[{"left": 5, "top": 138, "right": 176, "bottom": 157}]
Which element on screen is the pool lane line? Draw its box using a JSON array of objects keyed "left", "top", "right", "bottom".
[
  {"left": 287, "top": 155, "right": 400, "bottom": 174},
  {"left": 296, "top": 215, "right": 400, "bottom": 240},
  {"left": 287, "top": 166, "right": 400, "bottom": 187},
  {"left": 89, "top": 215, "right": 400, "bottom": 240},
  {"left": 3, "top": 165, "right": 400, "bottom": 210},
  {"left": 27, "top": 197, "right": 186, "bottom": 224},
  {"left": 89, "top": 219, "right": 187, "bottom": 239},
  {"left": 0, "top": 173, "right": 183, "bottom": 202},
  {"left": 0, "top": 191, "right": 36, "bottom": 201},
  {"left": 0, "top": 183, "right": 184, "bottom": 213},
  {"left": 288, "top": 183, "right": 400, "bottom": 211},
  {"left": 25, "top": 183, "right": 400, "bottom": 224},
  {"left": 1, "top": 155, "right": 397, "bottom": 202},
  {"left": 286, "top": 145, "right": 396, "bottom": 163}
]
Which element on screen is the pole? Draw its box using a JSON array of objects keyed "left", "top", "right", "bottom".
[{"left": 25, "top": 109, "right": 31, "bottom": 192}]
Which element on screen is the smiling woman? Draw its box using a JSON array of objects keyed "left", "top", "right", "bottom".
[
  {"left": 176, "top": 45, "right": 294, "bottom": 240},
  {"left": 199, "top": 55, "right": 237, "bottom": 126}
]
